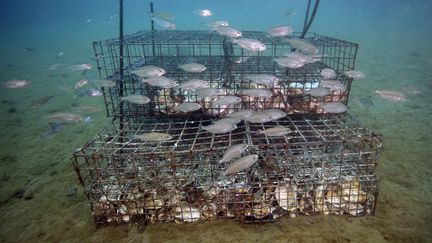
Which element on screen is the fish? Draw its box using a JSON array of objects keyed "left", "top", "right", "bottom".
[
  {"left": 32, "top": 96, "right": 54, "bottom": 109},
  {"left": 152, "top": 11, "right": 175, "bottom": 20},
  {"left": 227, "top": 110, "right": 256, "bottom": 120},
  {"left": 201, "top": 122, "right": 237, "bottom": 134},
  {"left": 195, "top": 88, "right": 224, "bottom": 98},
  {"left": 74, "top": 79, "right": 89, "bottom": 90},
  {"left": 70, "top": 64, "right": 92, "bottom": 71},
  {"left": 246, "top": 113, "right": 273, "bottom": 123},
  {"left": 47, "top": 63, "right": 66, "bottom": 71},
  {"left": 179, "top": 63, "right": 206, "bottom": 73},
  {"left": 244, "top": 74, "right": 279, "bottom": 86},
  {"left": 142, "top": 76, "right": 178, "bottom": 88},
  {"left": 309, "top": 87, "right": 331, "bottom": 97},
  {"left": 219, "top": 144, "right": 249, "bottom": 164},
  {"left": 289, "top": 81, "right": 319, "bottom": 90},
  {"left": 151, "top": 16, "right": 176, "bottom": 29},
  {"left": 133, "top": 132, "right": 173, "bottom": 142},
  {"left": 321, "top": 102, "right": 348, "bottom": 113},
  {"left": 94, "top": 79, "right": 116, "bottom": 88},
  {"left": 213, "top": 117, "right": 242, "bottom": 126},
  {"left": 320, "top": 68, "right": 337, "bottom": 79},
  {"left": 177, "top": 79, "right": 210, "bottom": 91},
  {"left": 274, "top": 57, "right": 304, "bottom": 68},
  {"left": 234, "top": 56, "right": 251, "bottom": 64},
  {"left": 131, "top": 65, "right": 166, "bottom": 77},
  {"left": 320, "top": 80, "right": 346, "bottom": 92},
  {"left": 213, "top": 96, "right": 242, "bottom": 106},
  {"left": 223, "top": 154, "right": 259, "bottom": 176},
  {"left": 193, "top": 9, "right": 212, "bottom": 17},
  {"left": 375, "top": 90, "right": 407, "bottom": 102},
  {"left": 2, "top": 80, "right": 31, "bottom": 89},
  {"left": 282, "top": 10, "right": 297, "bottom": 17},
  {"left": 71, "top": 105, "right": 101, "bottom": 113},
  {"left": 207, "top": 21, "right": 229, "bottom": 29},
  {"left": 262, "top": 109, "right": 286, "bottom": 121},
  {"left": 239, "top": 88, "right": 273, "bottom": 98},
  {"left": 344, "top": 70, "right": 365, "bottom": 79},
  {"left": 283, "top": 52, "right": 320, "bottom": 64},
  {"left": 21, "top": 47, "right": 36, "bottom": 52},
  {"left": 214, "top": 26, "right": 242, "bottom": 38},
  {"left": 41, "top": 122, "right": 64, "bottom": 138},
  {"left": 286, "top": 38, "right": 319, "bottom": 54},
  {"left": 120, "top": 94, "right": 150, "bottom": 105},
  {"left": 48, "top": 112, "right": 83, "bottom": 123},
  {"left": 258, "top": 126, "right": 291, "bottom": 136},
  {"left": 176, "top": 102, "right": 202, "bottom": 112},
  {"left": 174, "top": 206, "right": 200, "bottom": 222},
  {"left": 232, "top": 38, "right": 266, "bottom": 52},
  {"left": 84, "top": 89, "right": 103, "bottom": 97},
  {"left": 267, "top": 25, "right": 294, "bottom": 37}
]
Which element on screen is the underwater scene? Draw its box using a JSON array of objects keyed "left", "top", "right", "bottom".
[{"left": 0, "top": 0, "right": 431, "bottom": 242}]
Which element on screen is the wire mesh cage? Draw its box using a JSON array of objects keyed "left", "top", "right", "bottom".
[
  {"left": 73, "top": 115, "right": 381, "bottom": 224},
  {"left": 93, "top": 30, "right": 358, "bottom": 120}
]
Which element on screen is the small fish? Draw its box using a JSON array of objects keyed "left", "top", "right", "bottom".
[
  {"left": 286, "top": 38, "right": 319, "bottom": 54},
  {"left": 234, "top": 56, "right": 251, "bottom": 64},
  {"left": 177, "top": 79, "right": 209, "bottom": 91},
  {"left": 232, "top": 38, "right": 266, "bottom": 52},
  {"left": 344, "top": 70, "right": 365, "bottom": 79},
  {"left": 32, "top": 96, "right": 54, "bottom": 109},
  {"left": 21, "top": 47, "right": 36, "bottom": 52},
  {"left": 219, "top": 144, "right": 249, "bottom": 164},
  {"left": 95, "top": 79, "right": 116, "bottom": 88},
  {"left": 151, "top": 16, "right": 176, "bottom": 30},
  {"left": 213, "top": 117, "right": 242, "bottom": 126},
  {"left": 320, "top": 80, "right": 346, "bottom": 92},
  {"left": 202, "top": 122, "right": 237, "bottom": 134},
  {"left": 289, "top": 81, "right": 319, "bottom": 90},
  {"left": 283, "top": 52, "right": 320, "bottom": 64},
  {"left": 282, "top": 10, "right": 297, "bottom": 17},
  {"left": 120, "top": 94, "right": 150, "bottom": 105},
  {"left": 239, "top": 88, "right": 273, "bottom": 98},
  {"left": 74, "top": 79, "right": 89, "bottom": 90},
  {"left": 71, "top": 64, "right": 92, "bottom": 71},
  {"left": 245, "top": 74, "right": 279, "bottom": 86},
  {"left": 131, "top": 65, "right": 166, "bottom": 77},
  {"left": 213, "top": 96, "right": 242, "bottom": 106},
  {"left": 195, "top": 88, "right": 224, "bottom": 98},
  {"left": 214, "top": 26, "right": 242, "bottom": 38},
  {"left": 193, "top": 9, "right": 212, "bottom": 17},
  {"left": 41, "top": 122, "right": 64, "bottom": 138},
  {"left": 207, "top": 21, "right": 229, "bottom": 29},
  {"left": 274, "top": 57, "right": 304, "bottom": 68},
  {"left": 223, "top": 154, "right": 259, "bottom": 176},
  {"left": 309, "top": 87, "right": 331, "bottom": 97},
  {"left": 267, "top": 25, "right": 294, "bottom": 37},
  {"left": 321, "top": 102, "right": 348, "bottom": 113},
  {"left": 85, "top": 19, "right": 92, "bottom": 23},
  {"left": 2, "top": 79, "right": 31, "bottom": 89},
  {"left": 246, "top": 113, "right": 273, "bottom": 123},
  {"left": 152, "top": 11, "right": 175, "bottom": 20},
  {"left": 47, "top": 63, "right": 66, "bottom": 71},
  {"left": 84, "top": 89, "right": 103, "bottom": 97},
  {"left": 258, "top": 126, "right": 291, "bottom": 136},
  {"left": 174, "top": 206, "right": 200, "bottom": 222},
  {"left": 176, "top": 102, "right": 202, "bottom": 112},
  {"left": 179, "top": 63, "right": 206, "bottom": 73},
  {"left": 134, "top": 132, "right": 173, "bottom": 142},
  {"left": 320, "top": 68, "right": 337, "bottom": 79},
  {"left": 71, "top": 105, "right": 101, "bottom": 113},
  {"left": 109, "top": 15, "right": 118, "bottom": 19},
  {"left": 142, "top": 76, "right": 178, "bottom": 88},
  {"left": 57, "top": 51, "right": 64, "bottom": 58},
  {"left": 262, "top": 109, "right": 286, "bottom": 121},
  {"left": 227, "top": 110, "right": 256, "bottom": 120},
  {"left": 48, "top": 112, "right": 83, "bottom": 123},
  {"left": 375, "top": 90, "right": 407, "bottom": 102}
]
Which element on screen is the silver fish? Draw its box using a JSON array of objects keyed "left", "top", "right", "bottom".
[
  {"left": 274, "top": 57, "right": 304, "bottom": 68},
  {"left": 202, "top": 123, "right": 237, "bottom": 134},
  {"left": 344, "top": 70, "right": 365, "bottom": 79},
  {"left": 195, "top": 88, "right": 224, "bottom": 98},
  {"left": 227, "top": 110, "right": 256, "bottom": 120},
  {"left": 176, "top": 102, "right": 202, "bottom": 112},
  {"left": 309, "top": 87, "right": 331, "bottom": 97},
  {"left": 213, "top": 96, "right": 242, "bottom": 106},
  {"left": 246, "top": 113, "right": 273, "bottom": 123},
  {"left": 151, "top": 16, "right": 176, "bottom": 29},
  {"left": 232, "top": 38, "right": 266, "bottom": 52},
  {"left": 286, "top": 38, "right": 319, "bottom": 54},
  {"left": 283, "top": 52, "right": 320, "bottom": 64},
  {"left": 262, "top": 109, "right": 286, "bottom": 121},
  {"left": 223, "top": 154, "right": 259, "bottom": 176},
  {"left": 84, "top": 89, "right": 103, "bottom": 97},
  {"left": 219, "top": 144, "right": 249, "bottom": 164},
  {"left": 193, "top": 9, "right": 212, "bottom": 17},
  {"left": 375, "top": 90, "right": 407, "bottom": 102},
  {"left": 73, "top": 79, "right": 88, "bottom": 90},
  {"left": 134, "top": 132, "right": 173, "bottom": 142},
  {"left": 289, "top": 82, "right": 319, "bottom": 90},
  {"left": 320, "top": 68, "right": 337, "bottom": 79},
  {"left": 321, "top": 102, "right": 348, "bottom": 113},
  {"left": 244, "top": 74, "right": 279, "bottom": 86},
  {"left": 177, "top": 79, "right": 210, "bottom": 91},
  {"left": 179, "top": 63, "right": 206, "bottom": 73},
  {"left": 267, "top": 25, "right": 294, "bottom": 37},
  {"left": 214, "top": 26, "right": 242, "bottom": 38},
  {"left": 48, "top": 112, "right": 83, "bottom": 123},
  {"left": 142, "top": 76, "right": 178, "bottom": 88},
  {"left": 207, "top": 20, "right": 229, "bottom": 29},
  {"left": 95, "top": 79, "right": 116, "bottom": 88},
  {"left": 213, "top": 117, "right": 242, "bottom": 126},
  {"left": 240, "top": 88, "right": 273, "bottom": 98},
  {"left": 234, "top": 56, "right": 251, "bottom": 64},
  {"left": 258, "top": 126, "right": 291, "bottom": 136},
  {"left": 320, "top": 80, "right": 346, "bottom": 92},
  {"left": 132, "top": 65, "right": 166, "bottom": 77},
  {"left": 174, "top": 206, "right": 201, "bottom": 222},
  {"left": 120, "top": 94, "right": 150, "bottom": 105}
]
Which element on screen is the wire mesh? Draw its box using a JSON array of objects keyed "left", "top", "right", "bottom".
[
  {"left": 73, "top": 114, "right": 381, "bottom": 224},
  {"left": 93, "top": 30, "right": 358, "bottom": 119}
]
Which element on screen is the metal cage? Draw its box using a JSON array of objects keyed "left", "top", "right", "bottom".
[
  {"left": 93, "top": 31, "right": 358, "bottom": 119},
  {"left": 73, "top": 115, "right": 381, "bottom": 224}
]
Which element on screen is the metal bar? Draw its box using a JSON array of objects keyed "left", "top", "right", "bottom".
[
  {"left": 150, "top": 2, "right": 156, "bottom": 57},
  {"left": 119, "top": 0, "right": 125, "bottom": 133}
]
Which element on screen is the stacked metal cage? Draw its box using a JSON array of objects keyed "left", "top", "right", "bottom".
[{"left": 73, "top": 30, "right": 381, "bottom": 225}]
